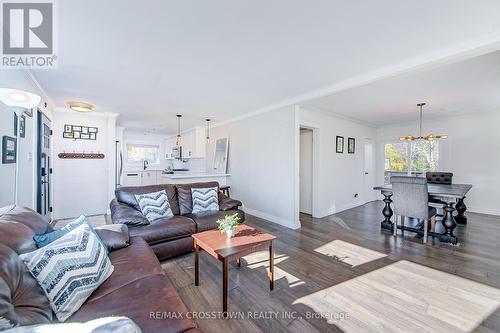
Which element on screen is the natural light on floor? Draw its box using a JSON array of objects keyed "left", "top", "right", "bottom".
[
  {"left": 314, "top": 240, "right": 387, "bottom": 267},
  {"left": 293, "top": 260, "right": 500, "bottom": 333},
  {"left": 245, "top": 252, "right": 305, "bottom": 288}
]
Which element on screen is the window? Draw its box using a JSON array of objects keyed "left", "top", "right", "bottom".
[
  {"left": 384, "top": 141, "right": 439, "bottom": 183},
  {"left": 126, "top": 144, "right": 160, "bottom": 164}
]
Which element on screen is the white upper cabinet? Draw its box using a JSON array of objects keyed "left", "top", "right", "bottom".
[{"left": 165, "top": 126, "right": 206, "bottom": 159}]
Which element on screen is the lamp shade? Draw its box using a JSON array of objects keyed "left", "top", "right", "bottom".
[{"left": 0, "top": 88, "right": 41, "bottom": 109}]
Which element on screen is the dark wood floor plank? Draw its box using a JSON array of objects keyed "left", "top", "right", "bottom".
[{"left": 162, "top": 200, "right": 500, "bottom": 332}]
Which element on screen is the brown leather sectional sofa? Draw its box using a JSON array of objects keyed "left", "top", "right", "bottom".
[
  {"left": 0, "top": 206, "right": 201, "bottom": 332},
  {"left": 0, "top": 182, "right": 243, "bottom": 332},
  {"left": 110, "top": 181, "right": 245, "bottom": 261}
]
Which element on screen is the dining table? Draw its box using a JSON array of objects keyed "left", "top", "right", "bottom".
[{"left": 373, "top": 183, "right": 472, "bottom": 244}]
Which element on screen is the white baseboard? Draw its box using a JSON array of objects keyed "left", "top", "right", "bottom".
[
  {"left": 467, "top": 206, "right": 500, "bottom": 217},
  {"left": 314, "top": 201, "right": 365, "bottom": 218},
  {"left": 242, "top": 207, "right": 301, "bottom": 230}
]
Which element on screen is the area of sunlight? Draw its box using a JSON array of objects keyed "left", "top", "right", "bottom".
[
  {"left": 314, "top": 239, "right": 387, "bottom": 267},
  {"left": 244, "top": 252, "right": 305, "bottom": 287},
  {"left": 293, "top": 260, "right": 500, "bottom": 333}
]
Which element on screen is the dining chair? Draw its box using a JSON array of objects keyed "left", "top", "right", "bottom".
[
  {"left": 391, "top": 176, "right": 437, "bottom": 244},
  {"left": 426, "top": 172, "right": 453, "bottom": 218}
]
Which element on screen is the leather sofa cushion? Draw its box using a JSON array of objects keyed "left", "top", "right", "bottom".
[
  {"left": 110, "top": 199, "right": 149, "bottom": 226},
  {"left": 0, "top": 244, "right": 53, "bottom": 327},
  {"left": 69, "top": 275, "right": 197, "bottom": 333},
  {"left": 86, "top": 237, "right": 163, "bottom": 302},
  {"left": 94, "top": 224, "right": 130, "bottom": 251},
  {"left": 115, "top": 184, "right": 180, "bottom": 216},
  {"left": 176, "top": 182, "right": 220, "bottom": 215},
  {"left": 187, "top": 209, "right": 245, "bottom": 232},
  {"left": 0, "top": 207, "right": 53, "bottom": 254},
  {"left": 129, "top": 216, "right": 196, "bottom": 244}
]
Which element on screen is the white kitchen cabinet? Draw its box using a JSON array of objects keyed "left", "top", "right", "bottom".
[
  {"left": 165, "top": 127, "right": 206, "bottom": 159},
  {"left": 165, "top": 136, "right": 176, "bottom": 159},
  {"left": 122, "top": 172, "right": 142, "bottom": 186},
  {"left": 141, "top": 170, "right": 158, "bottom": 185},
  {"left": 122, "top": 171, "right": 158, "bottom": 186}
]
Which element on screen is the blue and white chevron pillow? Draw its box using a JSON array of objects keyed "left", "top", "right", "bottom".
[
  {"left": 135, "top": 190, "right": 173, "bottom": 222},
  {"left": 20, "top": 223, "right": 114, "bottom": 322},
  {"left": 191, "top": 187, "right": 219, "bottom": 214}
]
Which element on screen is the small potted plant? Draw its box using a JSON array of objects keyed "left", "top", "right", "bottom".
[{"left": 217, "top": 213, "right": 241, "bottom": 238}]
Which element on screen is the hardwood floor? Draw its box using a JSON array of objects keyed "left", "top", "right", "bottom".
[{"left": 162, "top": 201, "right": 500, "bottom": 333}]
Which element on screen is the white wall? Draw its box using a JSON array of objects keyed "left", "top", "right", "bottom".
[
  {"left": 207, "top": 106, "right": 299, "bottom": 229},
  {"left": 52, "top": 109, "right": 117, "bottom": 219},
  {"left": 376, "top": 111, "right": 500, "bottom": 216},
  {"left": 0, "top": 70, "right": 53, "bottom": 210},
  {"left": 0, "top": 106, "right": 16, "bottom": 207},
  {"left": 298, "top": 107, "right": 377, "bottom": 217}
]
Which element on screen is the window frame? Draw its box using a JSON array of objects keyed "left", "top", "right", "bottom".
[
  {"left": 125, "top": 143, "right": 161, "bottom": 165},
  {"left": 383, "top": 140, "right": 440, "bottom": 184}
]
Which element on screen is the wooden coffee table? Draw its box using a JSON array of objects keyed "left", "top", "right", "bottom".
[{"left": 192, "top": 224, "right": 276, "bottom": 316}]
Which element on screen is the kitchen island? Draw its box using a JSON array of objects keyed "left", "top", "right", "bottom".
[
  {"left": 160, "top": 173, "right": 231, "bottom": 185},
  {"left": 122, "top": 170, "right": 230, "bottom": 186}
]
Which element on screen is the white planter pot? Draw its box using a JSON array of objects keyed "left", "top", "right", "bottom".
[{"left": 225, "top": 229, "right": 234, "bottom": 238}]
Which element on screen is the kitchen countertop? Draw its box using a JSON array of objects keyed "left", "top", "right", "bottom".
[{"left": 160, "top": 173, "right": 231, "bottom": 179}]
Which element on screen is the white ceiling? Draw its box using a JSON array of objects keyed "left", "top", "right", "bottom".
[
  {"left": 31, "top": 0, "right": 500, "bottom": 133},
  {"left": 305, "top": 50, "right": 500, "bottom": 126}
]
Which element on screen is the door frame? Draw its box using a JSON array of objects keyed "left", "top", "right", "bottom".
[
  {"left": 295, "top": 122, "right": 320, "bottom": 220},
  {"left": 36, "top": 110, "right": 52, "bottom": 221},
  {"left": 363, "top": 138, "right": 376, "bottom": 203}
]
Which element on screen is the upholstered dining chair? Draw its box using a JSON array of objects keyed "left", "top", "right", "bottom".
[
  {"left": 426, "top": 172, "right": 453, "bottom": 216},
  {"left": 391, "top": 176, "right": 437, "bottom": 244}
]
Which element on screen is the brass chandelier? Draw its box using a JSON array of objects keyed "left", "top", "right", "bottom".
[{"left": 399, "top": 103, "right": 448, "bottom": 141}]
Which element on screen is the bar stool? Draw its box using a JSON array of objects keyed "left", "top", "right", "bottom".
[{"left": 220, "top": 186, "right": 231, "bottom": 197}]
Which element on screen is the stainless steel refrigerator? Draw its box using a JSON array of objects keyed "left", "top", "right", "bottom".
[{"left": 115, "top": 140, "right": 123, "bottom": 188}]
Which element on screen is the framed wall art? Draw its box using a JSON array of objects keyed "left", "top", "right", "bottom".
[
  {"left": 2, "top": 136, "right": 17, "bottom": 164},
  {"left": 336, "top": 136, "right": 344, "bottom": 153},
  {"left": 348, "top": 137, "right": 355, "bottom": 154},
  {"left": 63, "top": 124, "right": 98, "bottom": 140}
]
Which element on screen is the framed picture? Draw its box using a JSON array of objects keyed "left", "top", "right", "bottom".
[
  {"left": 73, "top": 131, "right": 81, "bottom": 139},
  {"left": 336, "top": 136, "right": 344, "bottom": 153},
  {"left": 348, "top": 137, "right": 355, "bottom": 154},
  {"left": 63, "top": 132, "right": 74, "bottom": 139},
  {"left": 20, "top": 115, "right": 26, "bottom": 138},
  {"left": 82, "top": 127, "right": 88, "bottom": 134},
  {"left": 89, "top": 132, "right": 96, "bottom": 140},
  {"left": 65, "top": 125, "right": 72, "bottom": 132},
  {"left": 2, "top": 136, "right": 17, "bottom": 164},
  {"left": 81, "top": 133, "right": 90, "bottom": 140},
  {"left": 88, "top": 127, "right": 98, "bottom": 133}
]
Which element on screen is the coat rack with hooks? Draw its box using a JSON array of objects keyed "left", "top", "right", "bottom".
[{"left": 58, "top": 152, "right": 105, "bottom": 159}]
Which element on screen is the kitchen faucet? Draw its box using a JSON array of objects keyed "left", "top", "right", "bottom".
[{"left": 143, "top": 160, "right": 149, "bottom": 170}]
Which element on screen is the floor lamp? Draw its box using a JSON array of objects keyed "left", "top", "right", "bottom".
[{"left": 0, "top": 88, "right": 41, "bottom": 206}]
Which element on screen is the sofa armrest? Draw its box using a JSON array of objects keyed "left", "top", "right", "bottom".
[
  {"left": 218, "top": 192, "right": 243, "bottom": 211},
  {"left": 110, "top": 199, "right": 149, "bottom": 227},
  {"left": 94, "top": 224, "right": 130, "bottom": 251}
]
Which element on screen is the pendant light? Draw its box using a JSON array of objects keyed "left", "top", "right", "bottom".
[
  {"left": 176, "top": 114, "right": 182, "bottom": 146},
  {"left": 399, "top": 103, "right": 448, "bottom": 141},
  {"left": 205, "top": 119, "right": 211, "bottom": 144}
]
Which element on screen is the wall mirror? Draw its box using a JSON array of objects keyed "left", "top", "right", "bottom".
[{"left": 213, "top": 137, "right": 229, "bottom": 174}]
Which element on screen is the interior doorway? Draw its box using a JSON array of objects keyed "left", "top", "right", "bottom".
[
  {"left": 363, "top": 138, "right": 375, "bottom": 203},
  {"left": 299, "top": 128, "right": 313, "bottom": 214}
]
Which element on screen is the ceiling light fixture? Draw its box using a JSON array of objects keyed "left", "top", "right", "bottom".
[
  {"left": 205, "top": 119, "right": 211, "bottom": 144},
  {"left": 399, "top": 103, "right": 448, "bottom": 141},
  {"left": 68, "top": 102, "right": 94, "bottom": 112},
  {"left": 0, "top": 88, "right": 41, "bottom": 109},
  {"left": 176, "top": 114, "right": 182, "bottom": 146}
]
